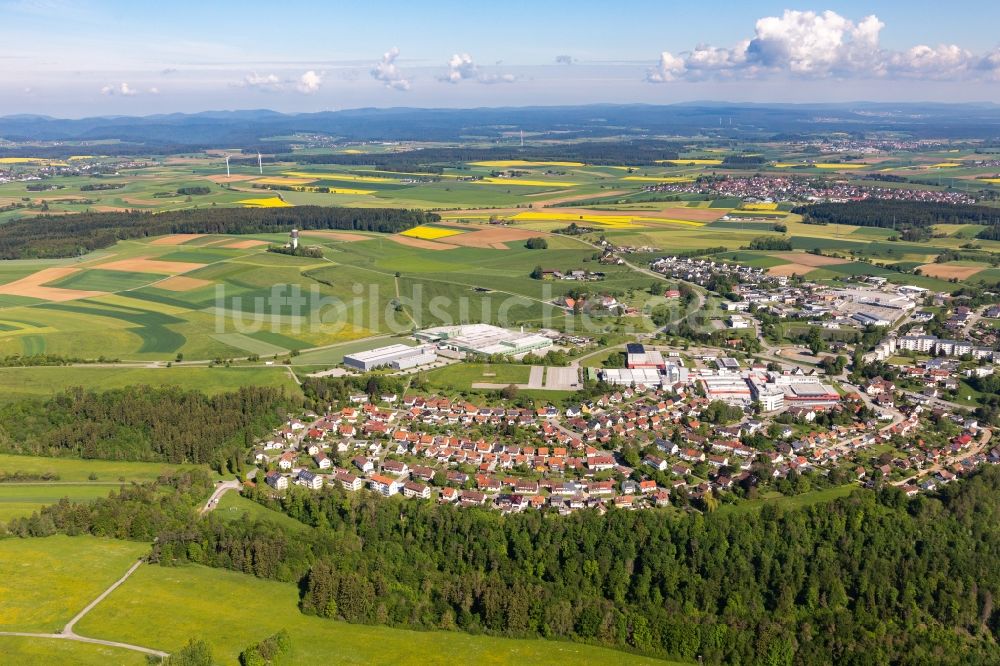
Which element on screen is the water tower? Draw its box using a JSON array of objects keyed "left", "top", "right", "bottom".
[{"left": 290, "top": 228, "right": 299, "bottom": 250}]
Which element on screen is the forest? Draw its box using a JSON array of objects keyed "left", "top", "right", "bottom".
[
  {"left": 0, "top": 385, "right": 291, "bottom": 466},
  {"left": 792, "top": 200, "right": 1000, "bottom": 229},
  {"left": 976, "top": 225, "right": 1000, "bottom": 241},
  {"left": 10, "top": 462, "right": 1000, "bottom": 665},
  {"left": 282, "top": 142, "right": 682, "bottom": 168},
  {"left": 0, "top": 206, "right": 435, "bottom": 259}
]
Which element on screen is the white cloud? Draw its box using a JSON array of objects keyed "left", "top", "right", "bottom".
[
  {"left": 241, "top": 72, "right": 282, "bottom": 91},
  {"left": 647, "top": 51, "right": 687, "bottom": 82},
  {"left": 371, "top": 47, "right": 410, "bottom": 91},
  {"left": 101, "top": 82, "right": 137, "bottom": 96},
  {"left": 555, "top": 55, "right": 575, "bottom": 65},
  {"left": 442, "top": 53, "right": 515, "bottom": 84},
  {"left": 978, "top": 48, "right": 1000, "bottom": 80},
  {"left": 443, "top": 53, "right": 476, "bottom": 83},
  {"left": 148, "top": 87, "right": 159, "bottom": 94},
  {"left": 479, "top": 73, "right": 516, "bottom": 85},
  {"left": 297, "top": 70, "right": 323, "bottom": 94},
  {"left": 889, "top": 44, "right": 972, "bottom": 78},
  {"left": 647, "top": 9, "right": 994, "bottom": 83}
]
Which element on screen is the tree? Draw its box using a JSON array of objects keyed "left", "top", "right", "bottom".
[
  {"left": 500, "top": 384, "right": 519, "bottom": 400},
  {"left": 165, "top": 639, "right": 213, "bottom": 666},
  {"left": 524, "top": 237, "right": 548, "bottom": 249},
  {"left": 530, "top": 265, "right": 544, "bottom": 280}
]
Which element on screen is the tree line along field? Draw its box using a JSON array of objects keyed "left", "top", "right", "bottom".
[
  {"left": 0, "top": 454, "right": 218, "bottom": 522},
  {"left": 0, "top": 535, "right": 679, "bottom": 665}
]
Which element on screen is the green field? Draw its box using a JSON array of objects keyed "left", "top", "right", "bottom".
[
  {"left": 423, "top": 362, "right": 532, "bottom": 390},
  {"left": 214, "top": 491, "right": 311, "bottom": 533},
  {"left": 0, "top": 365, "right": 300, "bottom": 403},
  {"left": 0, "top": 535, "right": 148, "bottom": 633},
  {"left": 718, "top": 484, "right": 860, "bottom": 516},
  {"left": 0, "top": 483, "right": 126, "bottom": 522},
  {"left": 0, "top": 453, "right": 211, "bottom": 521},
  {"left": 0, "top": 453, "right": 210, "bottom": 482},
  {"left": 76, "top": 561, "right": 678, "bottom": 665},
  {"left": 0, "top": 636, "right": 147, "bottom": 665}
]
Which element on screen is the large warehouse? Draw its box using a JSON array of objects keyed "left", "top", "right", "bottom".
[
  {"left": 343, "top": 344, "right": 437, "bottom": 371},
  {"left": 415, "top": 324, "right": 553, "bottom": 357}
]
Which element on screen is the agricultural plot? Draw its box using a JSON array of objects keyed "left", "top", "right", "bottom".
[{"left": 916, "top": 263, "right": 986, "bottom": 280}]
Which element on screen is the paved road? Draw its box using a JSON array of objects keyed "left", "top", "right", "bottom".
[
  {"left": 0, "top": 559, "right": 169, "bottom": 658},
  {"left": 200, "top": 479, "right": 242, "bottom": 515}
]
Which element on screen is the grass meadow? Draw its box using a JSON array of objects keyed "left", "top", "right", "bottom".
[
  {"left": 0, "top": 636, "right": 147, "bottom": 665},
  {"left": 0, "top": 535, "right": 148, "bottom": 633},
  {"left": 0, "top": 366, "right": 301, "bottom": 404}
]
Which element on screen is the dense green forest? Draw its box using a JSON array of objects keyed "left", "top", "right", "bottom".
[
  {"left": 12, "top": 464, "right": 1000, "bottom": 665},
  {"left": 0, "top": 386, "right": 290, "bottom": 465},
  {"left": 720, "top": 155, "right": 766, "bottom": 168},
  {"left": 792, "top": 200, "right": 1000, "bottom": 229},
  {"left": 282, "top": 142, "right": 681, "bottom": 168},
  {"left": 0, "top": 206, "right": 435, "bottom": 259},
  {"left": 977, "top": 225, "right": 1000, "bottom": 241}
]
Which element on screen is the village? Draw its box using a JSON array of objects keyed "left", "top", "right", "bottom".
[{"left": 255, "top": 323, "right": 996, "bottom": 514}]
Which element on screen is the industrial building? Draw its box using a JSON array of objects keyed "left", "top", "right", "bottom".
[
  {"left": 415, "top": 324, "right": 553, "bottom": 357},
  {"left": 852, "top": 312, "right": 892, "bottom": 327},
  {"left": 627, "top": 349, "right": 666, "bottom": 369},
  {"left": 768, "top": 374, "right": 840, "bottom": 407},
  {"left": 601, "top": 368, "right": 668, "bottom": 387},
  {"left": 601, "top": 360, "right": 688, "bottom": 388},
  {"left": 343, "top": 344, "right": 437, "bottom": 371},
  {"left": 699, "top": 375, "right": 753, "bottom": 405}
]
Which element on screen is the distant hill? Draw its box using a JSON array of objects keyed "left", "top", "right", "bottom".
[{"left": 2, "top": 102, "right": 1000, "bottom": 150}]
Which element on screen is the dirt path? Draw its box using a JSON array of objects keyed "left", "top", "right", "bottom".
[{"left": 0, "top": 559, "right": 169, "bottom": 658}]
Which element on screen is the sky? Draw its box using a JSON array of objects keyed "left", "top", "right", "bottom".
[{"left": 3, "top": 0, "right": 1000, "bottom": 117}]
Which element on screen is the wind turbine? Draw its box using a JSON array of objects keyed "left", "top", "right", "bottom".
[
  {"left": 225, "top": 155, "right": 231, "bottom": 179},
  {"left": 257, "top": 152, "right": 263, "bottom": 175}
]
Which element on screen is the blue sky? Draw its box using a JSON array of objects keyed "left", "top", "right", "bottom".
[{"left": 3, "top": 0, "right": 1000, "bottom": 116}]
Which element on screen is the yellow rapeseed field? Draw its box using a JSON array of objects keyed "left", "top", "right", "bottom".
[
  {"left": 978, "top": 178, "right": 1000, "bottom": 184},
  {"left": 929, "top": 162, "right": 962, "bottom": 168},
  {"left": 400, "top": 226, "right": 464, "bottom": 240},
  {"left": 621, "top": 176, "right": 695, "bottom": 183},
  {"left": 813, "top": 163, "right": 867, "bottom": 169},
  {"left": 0, "top": 157, "right": 68, "bottom": 166},
  {"left": 470, "top": 160, "right": 584, "bottom": 168},
  {"left": 235, "top": 197, "right": 293, "bottom": 208},
  {"left": 740, "top": 202, "right": 779, "bottom": 211}
]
